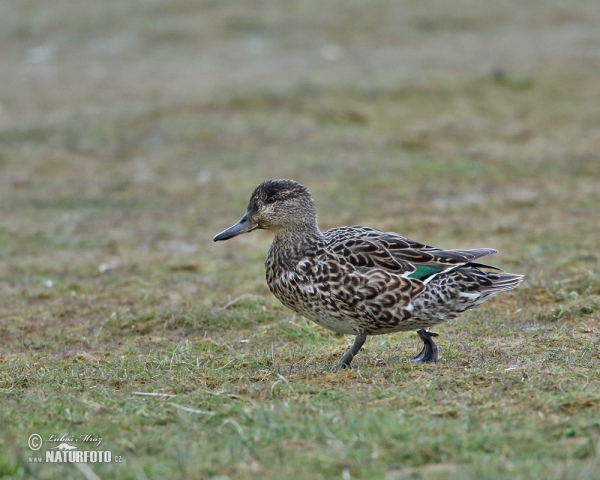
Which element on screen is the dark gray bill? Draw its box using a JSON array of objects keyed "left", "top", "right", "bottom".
[{"left": 213, "top": 213, "right": 257, "bottom": 241}]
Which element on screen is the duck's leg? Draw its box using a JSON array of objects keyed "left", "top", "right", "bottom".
[
  {"left": 334, "top": 333, "right": 367, "bottom": 370},
  {"left": 413, "top": 329, "right": 439, "bottom": 363}
]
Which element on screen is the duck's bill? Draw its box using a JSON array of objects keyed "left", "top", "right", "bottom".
[{"left": 213, "top": 213, "right": 258, "bottom": 241}]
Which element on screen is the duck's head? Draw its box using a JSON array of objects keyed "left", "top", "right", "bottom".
[{"left": 214, "top": 179, "right": 318, "bottom": 241}]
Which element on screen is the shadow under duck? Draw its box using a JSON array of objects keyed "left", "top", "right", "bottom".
[{"left": 214, "top": 179, "right": 523, "bottom": 368}]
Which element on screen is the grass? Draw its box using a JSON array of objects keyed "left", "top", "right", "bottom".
[{"left": 1, "top": 1, "right": 600, "bottom": 479}]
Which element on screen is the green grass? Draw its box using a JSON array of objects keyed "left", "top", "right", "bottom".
[{"left": 1, "top": 1, "right": 600, "bottom": 479}]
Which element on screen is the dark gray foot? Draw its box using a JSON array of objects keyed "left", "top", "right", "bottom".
[
  {"left": 334, "top": 333, "right": 367, "bottom": 370},
  {"left": 413, "top": 329, "right": 439, "bottom": 363}
]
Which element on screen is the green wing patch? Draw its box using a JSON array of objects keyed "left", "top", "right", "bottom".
[{"left": 406, "top": 265, "right": 440, "bottom": 280}]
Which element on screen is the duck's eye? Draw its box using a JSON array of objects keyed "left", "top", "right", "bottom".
[{"left": 266, "top": 196, "right": 276, "bottom": 204}]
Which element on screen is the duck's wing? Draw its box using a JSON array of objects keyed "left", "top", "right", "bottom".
[{"left": 324, "top": 226, "right": 501, "bottom": 281}]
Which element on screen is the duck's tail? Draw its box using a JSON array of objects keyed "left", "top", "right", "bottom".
[
  {"left": 470, "top": 272, "right": 524, "bottom": 307},
  {"left": 485, "top": 272, "right": 525, "bottom": 292}
]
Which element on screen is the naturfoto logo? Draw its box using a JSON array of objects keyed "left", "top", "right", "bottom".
[{"left": 27, "top": 433, "right": 123, "bottom": 464}]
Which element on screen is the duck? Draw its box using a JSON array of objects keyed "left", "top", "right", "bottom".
[{"left": 214, "top": 179, "right": 523, "bottom": 368}]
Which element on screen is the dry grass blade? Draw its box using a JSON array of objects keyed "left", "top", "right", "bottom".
[
  {"left": 132, "top": 392, "right": 177, "bottom": 398},
  {"left": 167, "top": 403, "right": 217, "bottom": 416}
]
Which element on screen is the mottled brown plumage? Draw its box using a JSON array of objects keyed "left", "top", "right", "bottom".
[{"left": 214, "top": 179, "right": 523, "bottom": 367}]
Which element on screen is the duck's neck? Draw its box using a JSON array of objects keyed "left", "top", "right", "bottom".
[{"left": 266, "top": 223, "right": 323, "bottom": 272}]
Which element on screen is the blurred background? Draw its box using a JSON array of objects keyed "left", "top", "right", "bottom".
[{"left": 1, "top": 0, "right": 599, "bottom": 308}]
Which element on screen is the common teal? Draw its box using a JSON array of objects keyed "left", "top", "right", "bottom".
[{"left": 214, "top": 179, "right": 523, "bottom": 368}]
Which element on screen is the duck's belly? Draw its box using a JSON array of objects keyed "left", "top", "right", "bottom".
[
  {"left": 276, "top": 292, "right": 359, "bottom": 335},
  {"left": 267, "top": 270, "right": 449, "bottom": 336},
  {"left": 284, "top": 296, "right": 443, "bottom": 335},
  {"left": 269, "top": 284, "right": 435, "bottom": 335},
  {"left": 290, "top": 301, "right": 361, "bottom": 335}
]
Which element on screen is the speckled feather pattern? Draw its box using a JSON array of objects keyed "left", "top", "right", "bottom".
[
  {"left": 214, "top": 179, "right": 523, "bottom": 353},
  {"left": 266, "top": 225, "right": 523, "bottom": 336}
]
